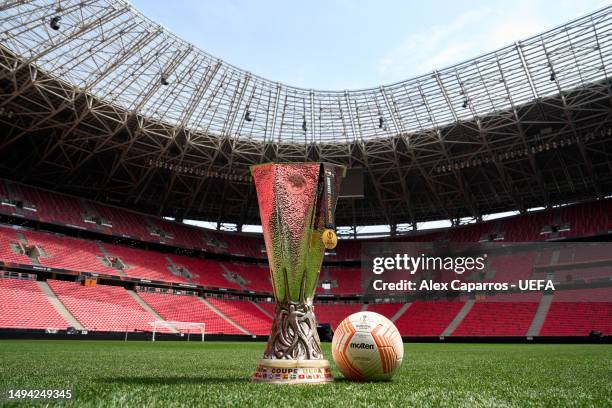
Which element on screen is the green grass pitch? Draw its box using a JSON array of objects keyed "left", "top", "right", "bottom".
[{"left": 0, "top": 340, "right": 610, "bottom": 407}]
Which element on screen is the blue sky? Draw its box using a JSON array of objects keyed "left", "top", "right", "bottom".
[{"left": 130, "top": 0, "right": 609, "bottom": 90}]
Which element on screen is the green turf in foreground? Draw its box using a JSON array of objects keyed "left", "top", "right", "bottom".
[{"left": 0, "top": 341, "right": 610, "bottom": 407}]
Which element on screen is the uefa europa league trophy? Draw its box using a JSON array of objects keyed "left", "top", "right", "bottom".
[{"left": 251, "top": 162, "right": 345, "bottom": 384}]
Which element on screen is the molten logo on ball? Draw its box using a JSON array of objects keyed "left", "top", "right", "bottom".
[{"left": 332, "top": 312, "right": 403, "bottom": 381}]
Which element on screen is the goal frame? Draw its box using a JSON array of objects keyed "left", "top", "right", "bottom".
[{"left": 150, "top": 321, "right": 205, "bottom": 342}]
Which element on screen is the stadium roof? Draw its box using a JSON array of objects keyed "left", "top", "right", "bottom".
[
  {"left": 2, "top": 1, "right": 612, "bottom": 144},
  {"left": 0, "top": 1, "right": 612, "bottom": 230}
]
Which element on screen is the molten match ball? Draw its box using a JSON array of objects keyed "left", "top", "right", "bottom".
[{"left": 331, "top": 311, "right": 403, "bottom": 381}]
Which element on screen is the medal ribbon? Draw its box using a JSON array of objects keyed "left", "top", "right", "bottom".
[{"left": 322, "top": 163, "right": 336, "bottom": 230}]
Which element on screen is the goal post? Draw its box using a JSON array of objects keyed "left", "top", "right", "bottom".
[{"left": 150, "top": 321, "right": 205, "bottom": 342}]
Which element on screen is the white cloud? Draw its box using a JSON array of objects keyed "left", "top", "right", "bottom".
[
  {"left": 376, "top": 3, "right": 554, "bottom": 82},
  {"left": 377, "top": 8, "right": 493, "bottom": 79},
  {"left": 414, "top": 41, "right": 475, "bottom": 74},
  {"left": 377, "top": 0, "right": 612, "bottom": 85},
  {"left": 489, "top": 15, "right": 543, "bottom": 48}
]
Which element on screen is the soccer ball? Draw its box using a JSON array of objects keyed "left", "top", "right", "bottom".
[{"left": 331, "top": 311, "right": 403, "bottom": 381}]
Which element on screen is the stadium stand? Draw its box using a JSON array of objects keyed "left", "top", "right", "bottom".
[
  {"left": 0, "top": 183, "right": 611, "bottom": 338},
  {"left": 103, "top": 244, "right": 187, "bottom": 283},
  {"left": 20, "top": 229, "right": 117, "bottom": 274},
  {"left": 0, "top": 272, "right": 610, "bottom": 338},
  {"left": 10, "top": 183, "right": 88, "bottom": 229},
  {"left": 501, "top": 211, "right": 554, "bottom": 242},
  {"left": 91, "top": 203, "right": 148, "bottom": 240},
  {"left": 148, "top": 218, "right": 202, "bottom": 249},
  {"left": 0, "top": 277, "right": 69, "bottom": 330},
  {"left": 540, "top": 302, "right": 612, "bottom": 336},
  {"left": 1, "top": 179, "right": 612, "bottom": 261},
  {"left": 0, "top": 224, "right": 250, "bottom": 286},
  {"left": 170, "top": 257, "right": 242, "bottom": 290},
  {"left": 539, "top": 288, "right": 612, "bottom": 336},
  {"left": 47, "top": 280, "right": 166, "bottom": 333},
  {"left": 557, "top": 200, "right": 612, "bottom": 238}
]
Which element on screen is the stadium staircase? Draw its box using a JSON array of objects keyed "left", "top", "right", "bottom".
[
  {"left": 37, "top": 281, "right": 85, "bottom": 330},
  {"left": 218, "top": 263, "right": 248, "bottom": 290},
  {"left": 166, "top": 257, "right": 193, "bottom": 282},
  {"left": 126, "top": 290, "right": 178, "bottom": 333},
  {"left": 360, "top": 304, "right": 368, "bottom": 311},
  {"left": 227, "top": 263, "right": 273, "bottom": 293},
  {"left": 15, "top": 232, "right": 41, "bottom": 265},
  {"left": 251, "top": 301, "right": 273, "bottom": 319},
  {"left": 96, "top": 242, "right": 127, "bottom": 277},
  {"left": 390, "top": 302, "right": 412, "bottom": 322},
  {"left": 0, "top": 228, "right": 29, "bottom": 264},
  {"left": 14, "top": 232, "right": 27, "bottom": 247},
  {"left": 198, "top": 297, "right": 251, "bottom": 336},
  {"left": 257, "top": 302, "right": 275, "bottom": 318},
  {"left": 442, "top": 299, "right": 475, "bottom": 337},
  {"left": 394, "top": 301, "right": 465, "bottom": 336},
  {"left": 526, "top": 294, "right": 554, "bottom": 337}
]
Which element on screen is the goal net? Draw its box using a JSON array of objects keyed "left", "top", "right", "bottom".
[{"left": 150, "top": 321, "right": 205, "bottom": 342}]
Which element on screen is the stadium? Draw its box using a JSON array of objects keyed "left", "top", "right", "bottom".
[{"left": 0, "top": 0, "right": 610, "bottom": 406}]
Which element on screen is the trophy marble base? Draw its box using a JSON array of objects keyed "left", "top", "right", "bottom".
[{"left": 252, "top": 359, "right": 333, "bottom": 384}]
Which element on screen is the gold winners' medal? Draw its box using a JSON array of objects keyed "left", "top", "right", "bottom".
[{"left": 322, "top": 228, "right": 338, "bottom": 249}]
